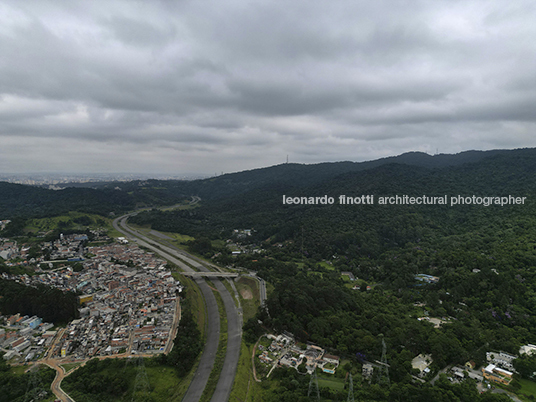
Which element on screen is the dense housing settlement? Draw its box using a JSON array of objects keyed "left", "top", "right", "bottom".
[{"left": 1, "top": 235, "right": 182, "bottom": 363}]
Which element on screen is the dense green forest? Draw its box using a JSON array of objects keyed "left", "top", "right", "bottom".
[{"left": 0, "top": 278, "right": 79, "bottom": 324}]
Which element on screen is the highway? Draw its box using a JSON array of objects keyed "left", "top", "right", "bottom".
[
  {"left": 113, "top": 215, "right": 241, "bottom": 402},
  {"left": 181, "top": 271, "right": 238, "bottom": 278}
]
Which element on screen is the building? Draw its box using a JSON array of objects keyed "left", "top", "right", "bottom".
[
  {"left": 415, "top": 274, "right": 439, "bottom": 284},
  {"left": 412, "top": 354, "right": 433, "bottom": 374},
  {"left": 323, "top": 354, "right": 340, "bottom": 365},
  {"left": 486, "top": 351, "right": 517, "bottom": 370},
  {"left": 482, "top": 364, "right": 513, "bottom": 385},
  {"left": 79, "top": 294, "right": 94, "bottom": 304},
  {"left": 362, "top": 363, "right": 374, "bottom": 380},
  {"left": 520, "top": 344, "right": 536, "bottom": 356}
]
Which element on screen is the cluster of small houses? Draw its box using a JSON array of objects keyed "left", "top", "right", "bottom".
[
  {"left": 256, "top": 331, "right": 536, "bottom": 388},
  {"left": 258, "top": 333, "right": 341, "bottom": 375},
  {"left": 0, "top": 239, "right": 27, "bottom": 262},
  {"left": 411, "top": 345, "right": 536, "bottom": 385},
  {"left": 1, "top": 238, "right": 183, "bottom": 362},
  {"left": 42, "top": 233, "right": 88, "bottom": 261},
  {"left": 226, "top": 229, "right": 264, "bottom": 256},
  {"left": 1, "top": 313, "right": 55, "bottom": 362}
]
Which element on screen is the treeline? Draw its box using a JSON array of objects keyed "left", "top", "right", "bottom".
[
  {"left": 0, "top": 182, "right": 140, "bottom": 219},
  {"left": 0, "top": 278, "right": 79, "bottom": 324},
  {"left": 157, "top": 309, "right": 202, "bottom": 376}
]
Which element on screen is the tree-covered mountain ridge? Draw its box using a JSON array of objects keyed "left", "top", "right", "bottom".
[{"left": 1, "top": 147, "right": 534, "bottom": 220}]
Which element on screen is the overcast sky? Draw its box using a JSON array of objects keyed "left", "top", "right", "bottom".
[{"left": 1, "top": 0, "right": 535, "bottom": 175}]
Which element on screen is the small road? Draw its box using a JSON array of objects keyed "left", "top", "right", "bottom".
[
  {"left": 44, "top": 359, "right": 75, "bottom": 402},
  {"left": 113, "top": 214, "right": 241, "bottom": 402},
  {"left": 164, "top": 297, "right": 182, "bottom": 354},
  {"left": 246, "top": 272, "right": 267, "bottom": 307}
]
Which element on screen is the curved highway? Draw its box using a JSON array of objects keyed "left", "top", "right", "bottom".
[{"left": 113, "top": 215, "right": 241, "bottom": 402}]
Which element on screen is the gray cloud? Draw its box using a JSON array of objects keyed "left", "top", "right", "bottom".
[{"left": 1, "top": 0, "right": 536, "bottom": 175}]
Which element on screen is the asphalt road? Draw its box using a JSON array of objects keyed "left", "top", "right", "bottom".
[
  {"left": 210, "top": 279, "right": 241, "bottom": 402},
  {"left": 113, "top": 215, "right": 241, "bottom": 402}
]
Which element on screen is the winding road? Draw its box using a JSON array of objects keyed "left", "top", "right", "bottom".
[{"left": 113, "top": 214, "right": 241, "bottom": 402}]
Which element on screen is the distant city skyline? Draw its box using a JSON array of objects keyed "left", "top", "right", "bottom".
[{"left": 1, "top": 1, "right": 536, "bottom": 175}]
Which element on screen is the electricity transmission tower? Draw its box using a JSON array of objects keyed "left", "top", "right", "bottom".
[
  {"left": 131, "top": 357, "right": 151, "bottom": 401},
  {"left": 24, "top": 365, "right": 48, "bottom": 402},
  {"left": 377, "top": 335, "right": 390, "bottom": 387},
  {"left": 347, "top": 373, "right": 354, "bottom": 402},
  {"left": 308, "top": 368, "right": 320, "bottom": 400}
]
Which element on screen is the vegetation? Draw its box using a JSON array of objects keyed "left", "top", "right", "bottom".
[
  {"left": 229, "top": 341, "right": 264, "bottom": 402},
  {"left": 0, "top": 358, "right": 55, "bottom": 402},
  {"left": 158, "top": 309, "right": 202, "bottom": 377},
  {"left": 0, "top": 278, "right": 79, "bottom": 324}
]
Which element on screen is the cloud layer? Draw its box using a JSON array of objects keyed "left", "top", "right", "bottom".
[{"left": 1, "top": 0, "right": 536, "bottom": 174}]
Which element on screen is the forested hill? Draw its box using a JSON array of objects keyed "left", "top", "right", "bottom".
[
  {"left": 129, "top": 147, "right": 536, "bottom": 260},
  {"left": 0, "top": 182, "right": 137, "bottom": 218},
  {"left": 1, "top": 147, "right": 534, "bottom": 220},
  {"left": 103, "top": 148, "right": 513, "bottom": 200}
]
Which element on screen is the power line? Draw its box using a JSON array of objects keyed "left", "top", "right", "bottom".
[
  {"left": 24, "top": 365, "right": 48, "bottom": 402},
  {"left": 131, "top": 357, "right": 151, "bottom": 401},
  {"left": 308, "top": 368, "right": 320, "bottom": 400}
]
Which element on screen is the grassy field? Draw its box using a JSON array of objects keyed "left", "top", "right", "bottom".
[
  {"left": 265, "top": 281, "right": 275, "bottom": 297},
  {"left": 222, "top": 279, "right": 240, "bottom": 309},
  {"left": 235, "top": 277, "right": 261, "bottom": 322},
  {"left": 22, "top": 212, "right": 127, "bottom": 240},
  {"left": 63, "top": 358, "right": 199, "bottom": 402},
  {"left": 229, "top": 341, "right": 265, "bottom": 402},
  {"left": 10, "top": 364, "right": 28, "bottom": 375},
  {"left": 211, "top": 239, "right": 226, "bottom": 248},
  {"left": 317, "top": 373, "right": 346, "bottom": 391},
  {"left": 317, "top": 261, "right": 335, "bottom": 271},
  {"left": 517, "top": 378, "right": 536, "bottom": 401},
  {"left": 60, "top": 362, "right": 83, "bottom": 373},
  {"left": 127, "top": 223, "right": 195, "bottom": 251}
]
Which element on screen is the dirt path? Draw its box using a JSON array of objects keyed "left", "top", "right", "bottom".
[{"left": 252, "top": 337, "right": 262, "bottom": 382}]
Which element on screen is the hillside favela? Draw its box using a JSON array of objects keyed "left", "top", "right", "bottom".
[{"left": 1, "top": 149, "right": 536, "bottom": 402}]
